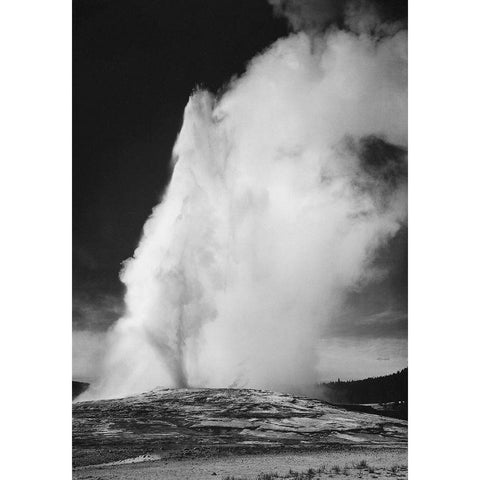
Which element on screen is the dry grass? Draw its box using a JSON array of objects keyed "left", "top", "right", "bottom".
[{"left": 221, "top": 460, "right": 407, "bottom": 480}]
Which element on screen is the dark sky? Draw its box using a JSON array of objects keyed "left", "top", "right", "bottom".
[
  {"left": 73, "top": 0, "right": 289, "bottom": 329},
  {"left": 73, "top": 0, "right": 407, "bottom": 339}
]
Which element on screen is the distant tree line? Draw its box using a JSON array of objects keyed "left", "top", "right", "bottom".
[
  {"left": 317, "top": 368, "right": 408, "bottom": 405},
  {"left": 72, "top": 381, "right": 89, "bottom": 400}
]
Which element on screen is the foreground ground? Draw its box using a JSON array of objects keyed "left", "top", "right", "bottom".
[
  {"left": 73, "top": 449, "right": 407, "bottom": 479},
  {"left": 73, "top": 388, "right": 407, "bottom": 479}
]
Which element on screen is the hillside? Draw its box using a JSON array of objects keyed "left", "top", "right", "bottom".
[{"left": 73, "top": 387, "right": 407, "bottom": 468}]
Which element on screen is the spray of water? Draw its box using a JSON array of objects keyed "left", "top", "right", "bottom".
[{"left": 81, "top": 10, "right": 407, "bottom": 400}]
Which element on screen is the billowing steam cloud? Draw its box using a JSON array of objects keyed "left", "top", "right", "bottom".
[
  {"left": 81, "top": 2, "right": 407, "bottom": 400},
  {"left": 268, "top": 0, "right": 407, "bottom": 34},
  {"left": 268, "top": 0, "right": 347, "bottom": 32}
]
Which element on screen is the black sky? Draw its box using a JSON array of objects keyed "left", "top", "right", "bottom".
[
  {"left": 73, "top": 0, "right": 288, "bottom": 328},
  {"left": 73, "top": 0, "right": 407, "bottom": 338}
]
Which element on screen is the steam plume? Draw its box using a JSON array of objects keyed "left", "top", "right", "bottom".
[
  {"left": 268, "top": 0, "right": 346, "bottom": 32},
  {"left": 81, "top": 5, "right": 407, "bottom": 400}
]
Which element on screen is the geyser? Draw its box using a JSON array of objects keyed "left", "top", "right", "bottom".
[{"left": 82, "top": 16, "right": 407, "bottom": 400}]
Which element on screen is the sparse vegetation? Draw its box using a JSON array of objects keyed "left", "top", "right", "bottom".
[
  {"left": 355, "top": 459, "right": 369, "bottom": 469},
  {"left": 389, "top": 464, "right": 404, "bottom": 474},
  {"left": 257, "top": 473, "right": 280, "bottom": 480},
  {"left": 222, "top": 461, "right": 407, "bottom": 479},
  {"left": 331, "top": 465, "right": 341, "bottom": 474}
]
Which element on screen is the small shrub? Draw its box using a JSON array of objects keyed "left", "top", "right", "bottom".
[
  {"left": 355, "top": 460, "right": 368, "bottom": 469},
  {"left": 331, "top": 465, "right": 341, "bottom": 474},
  {"left": 257, "top": 473, "right": 279, "bottom": 480}
]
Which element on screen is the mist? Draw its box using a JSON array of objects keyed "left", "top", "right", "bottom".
[{"left": 80, "top": 6, "right": 407, "bottom": 400}]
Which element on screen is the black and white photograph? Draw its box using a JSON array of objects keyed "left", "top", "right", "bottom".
[
  {"left": 5, "top": 1, "right": 480, "bottom": 479},
  {"left": 72, "top": 1, "right": 408, "bottom": 478}
]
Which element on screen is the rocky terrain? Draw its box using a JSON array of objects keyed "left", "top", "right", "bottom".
[{"left": 73, "top": 387, "right": 407, "bottom": 478}]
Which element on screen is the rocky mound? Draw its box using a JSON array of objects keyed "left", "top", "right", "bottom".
[{"left": 73, "top": 388, "right": 407, "bottom": 467}]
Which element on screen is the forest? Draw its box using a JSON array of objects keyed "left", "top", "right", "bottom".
[{"left": 319, "top": 368, "right": 407, "bottom": 403}]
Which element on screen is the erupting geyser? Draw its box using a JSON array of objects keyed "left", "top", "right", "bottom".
[{"left": 82, "top": 18, "right": 407, "bottom": 400}]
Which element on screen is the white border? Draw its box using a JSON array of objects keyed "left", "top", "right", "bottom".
[
  {"left": 410, "top": 0, "right": 480, "bottom": 478},
  {"left": 1, "top": 1, "right": 479, "bottom": 478},
  {"left": 0, "top": 1, "right": 72, "bottom": 477}
]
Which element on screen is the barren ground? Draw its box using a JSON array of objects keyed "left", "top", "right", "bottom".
[
  {"left": 73, "top": 388, "right": 407, "bottom": 479},
  {"left": 74, "top": 449, "right": 407, "bottom": 479}
]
